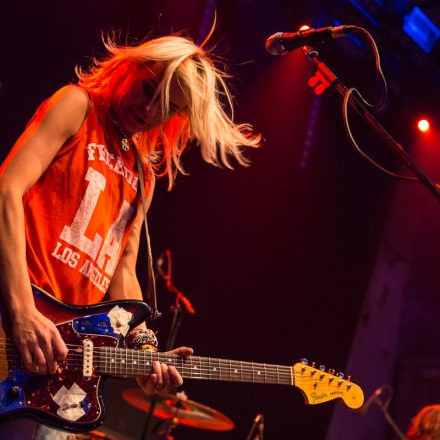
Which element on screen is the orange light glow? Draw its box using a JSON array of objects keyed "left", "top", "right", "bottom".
[
  {"left": 299, "top": 25, "right": 311, "bottom": 31},
  {"left": 418, "top": 119, "right": 430, "bottom": 132}
]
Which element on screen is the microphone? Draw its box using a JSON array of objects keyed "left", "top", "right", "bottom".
[
  {"left": 265, "top": 25, "right": 356, "bottom": 55},
  {"left": 358, "top": 386, "right": 384, "bottom": 415}
]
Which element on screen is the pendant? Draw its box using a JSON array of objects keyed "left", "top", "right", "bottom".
[{"left": 121, "top": 137, "right": 130, "bottom": 152}]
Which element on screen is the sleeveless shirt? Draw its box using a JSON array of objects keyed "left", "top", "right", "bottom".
[{"left": 22, "top": 89, "right": 146, "bottom": 305}]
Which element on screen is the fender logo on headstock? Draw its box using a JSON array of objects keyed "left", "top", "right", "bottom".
[
  {"left": 293, "top": 361, "right": 364, "bottom": 409},
  {"left": 310, "top": 392, "right": 328, "bottom": 402}
]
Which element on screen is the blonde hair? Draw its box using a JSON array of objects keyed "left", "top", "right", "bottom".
[
  {"left": 408, "top": 405, "right": 440, "bottom": 440},
  {"left": 76, "top": 34, "right": 261, "bottom": 188}
]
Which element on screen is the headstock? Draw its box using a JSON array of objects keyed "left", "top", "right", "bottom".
[{"left": 293, "top": 359, "right": 364, "bottom": 409}]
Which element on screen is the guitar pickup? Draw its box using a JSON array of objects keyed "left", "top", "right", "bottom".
[{"left": 82, "top": 339, "right": 94, "bottom": 379}]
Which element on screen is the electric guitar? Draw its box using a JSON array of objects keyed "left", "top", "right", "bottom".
[{"left": 0, "top": 286, "right": 364, "bottom": 432}]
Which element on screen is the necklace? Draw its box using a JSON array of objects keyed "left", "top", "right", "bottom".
[
  {"left": 109, "top": 113, "right": 130, "bottom": 152},
  {"left": 121, "top": 137, "right": 130, "bottom": 152}
]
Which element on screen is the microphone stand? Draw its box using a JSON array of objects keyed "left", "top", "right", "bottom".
[
  {"left": 302, "top": 45, "right": 440, "bottom": 204},
  {"left": 245, "top": 414, "right": 264, "bottom": 440},
  {"left": 157, "top": 250, "right": 196, "bottom": 351},
  {"left": 358, "top": 385, "right": 407, "bottom": 440}
]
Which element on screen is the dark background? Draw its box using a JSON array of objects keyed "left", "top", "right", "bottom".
[{"left": 1, "top": 1, "right": 439, "bottom": 438}]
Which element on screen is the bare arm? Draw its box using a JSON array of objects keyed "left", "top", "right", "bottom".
[
  {"left": 106, "top": 187, "right": 151, "bottom": 303},
  {"left": 0, "top": 85, "right": 90, "bottom": 374},
  {"left": 107, "top": 178, "right": 192, "bottom": 393}
]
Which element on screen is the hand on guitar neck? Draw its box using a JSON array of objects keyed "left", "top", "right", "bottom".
[{"left": 136, "top": 346, "right": 193, "bottom": 394}]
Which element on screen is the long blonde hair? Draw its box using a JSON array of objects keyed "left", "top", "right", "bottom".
[{"left": 76, "top": 34, "right": 261, "bottom": 188}]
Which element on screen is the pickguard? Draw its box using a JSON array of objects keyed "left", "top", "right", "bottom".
[
  {"left": 0, "top": 316, "right": 119, "bottom": 431},
  {"left": 0, "top": 286, "right": 150, "bottom": 432}
]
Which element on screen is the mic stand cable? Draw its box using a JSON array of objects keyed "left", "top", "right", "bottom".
[{"left": 301, "top": 43, "right": 440, "bottom": 204}]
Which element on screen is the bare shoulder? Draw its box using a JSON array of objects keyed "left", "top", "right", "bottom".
[
  {"left": 0, "top": 85, "right": 92, "bottom": 192},
  {"left": 38, "top": 84, "right": 91, "bottom": 138}
]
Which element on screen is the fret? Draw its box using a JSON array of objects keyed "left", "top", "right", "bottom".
[
  {"left": 96, "top": 348, "right": 293, "bottom": 387},
  {"left": 185, "top": 359, "right": 193, "bottom": 378},
  {"left": 230, "top": 360, "right": 240, "bottom": 382},
  {"left": 110, "top": 347, "right": 115, "bottom": 374},
  {"left": 122, "top": 348, "right": 127, "bottom": 375},
  {"left": 154, "top": 351, "right": 159, "bottom": 373}
]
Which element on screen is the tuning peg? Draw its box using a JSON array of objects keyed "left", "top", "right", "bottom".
[
  {"left": 311, "top": 362, "right": 316, "bottom": 368},
  {"left": 301, "top": 358, "right": 308, "bottom": 365},
  {"left": 319, "top": 365, "right": 325, "bottom": 371},
  {"left": 328, "top": 368, "right": 335, "bottom": 375},
  {"left": 337, "top": 372, "right": 345, "bottom": 379},
  {"left": 347, "top": 375, "right": 352, "bottom": 382}
]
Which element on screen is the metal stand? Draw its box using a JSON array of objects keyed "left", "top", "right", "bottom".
[
  {"left": 140, "top": 393, "right": 159, "bottom": 440},
  {"left": 245, "top": 414, "right": 264, "bottom": 440},
  {"left": 374, "top": 399, "right": 408, "bottom": 440},
  {"left": 157, "top": 250, "right": 196, "bottom": 351},
  {"left": 302, "top": 45, "right": 440, "bottom": 204},
  {"left": 153, "top": 418, "right": 177, "bottom": 440}
]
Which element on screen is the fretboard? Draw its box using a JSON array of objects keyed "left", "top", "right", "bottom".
[{"left": 94, "top": 347, "right": 293, "bottom": 386}]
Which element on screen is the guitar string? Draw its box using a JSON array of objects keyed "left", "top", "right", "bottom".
[
  {"left": 0, "top": 346, "right": 302, "bottom": 377},
  {"left": 0, "top": 341, "right": 319, "bottom": 382},
  {"left": 0, "top": 348, "right": 294, "bottom": 373},
  {"left": 0, "top": 355, "right": 294, "bottom": 379},
  {"left": 0, "top": 358, "right": 323, "bottom": 388},
  {"left": 0, "top": 350, "right": 295, "bottom": 381},
  {"left": 0, "top": 341, "right": 294, "bottom": 371}
]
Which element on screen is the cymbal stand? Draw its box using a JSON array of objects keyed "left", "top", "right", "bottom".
[
  {"left": 152, "top": 397, "right": 187, "bottom": 440},
  {"left": 139, "top": 393, "right": 158, "bottom": 440},
  {"left": 153, "top": 417, "right": 178, "bottom": 440}
]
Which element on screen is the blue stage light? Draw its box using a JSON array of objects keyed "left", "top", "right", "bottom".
[{"left": 403, "top": 6, "right": 440, "bottom": 53}]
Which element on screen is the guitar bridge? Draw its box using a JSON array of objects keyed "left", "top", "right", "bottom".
[{"left": 82, "top": 339, "right": 94, "bottom": 379}]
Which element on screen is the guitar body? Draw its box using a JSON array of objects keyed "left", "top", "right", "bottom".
[
  {"left": 0, "top": 285, "right": 150, "bottom": 432},
  {"left": 0, "top": 286, "right": 365, "bottom": 433}
]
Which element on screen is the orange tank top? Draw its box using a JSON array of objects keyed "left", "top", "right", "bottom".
[{"left": 23, "top": 90, "right": 147, "bottom": 305}]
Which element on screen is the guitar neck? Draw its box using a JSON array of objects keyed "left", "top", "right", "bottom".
[{"left": 95, "top": 347, "right": 294, "bottom": 386}]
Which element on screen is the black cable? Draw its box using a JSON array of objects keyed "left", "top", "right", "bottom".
[{"left": 341, "top": 26, "right": 437, "bottom": 185}]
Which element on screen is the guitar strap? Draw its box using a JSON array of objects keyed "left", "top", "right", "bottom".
[{"left": 134, "top": 146, "right": 160, "bottom": 321}]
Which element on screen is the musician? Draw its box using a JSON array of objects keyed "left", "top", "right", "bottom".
[
  {"left": 407, "top": 405, "right": 440, "bottom": 440},
  {"left": 0, "top": 34, "right": 260, "bottom": 438}
]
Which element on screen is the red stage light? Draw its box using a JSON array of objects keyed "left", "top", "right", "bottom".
[
  {"left": 418, "top": 119, "right": 430, "bottom": 132},
  {"left": 299, "top": 25, "right": 310, "bottom": 31}
]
